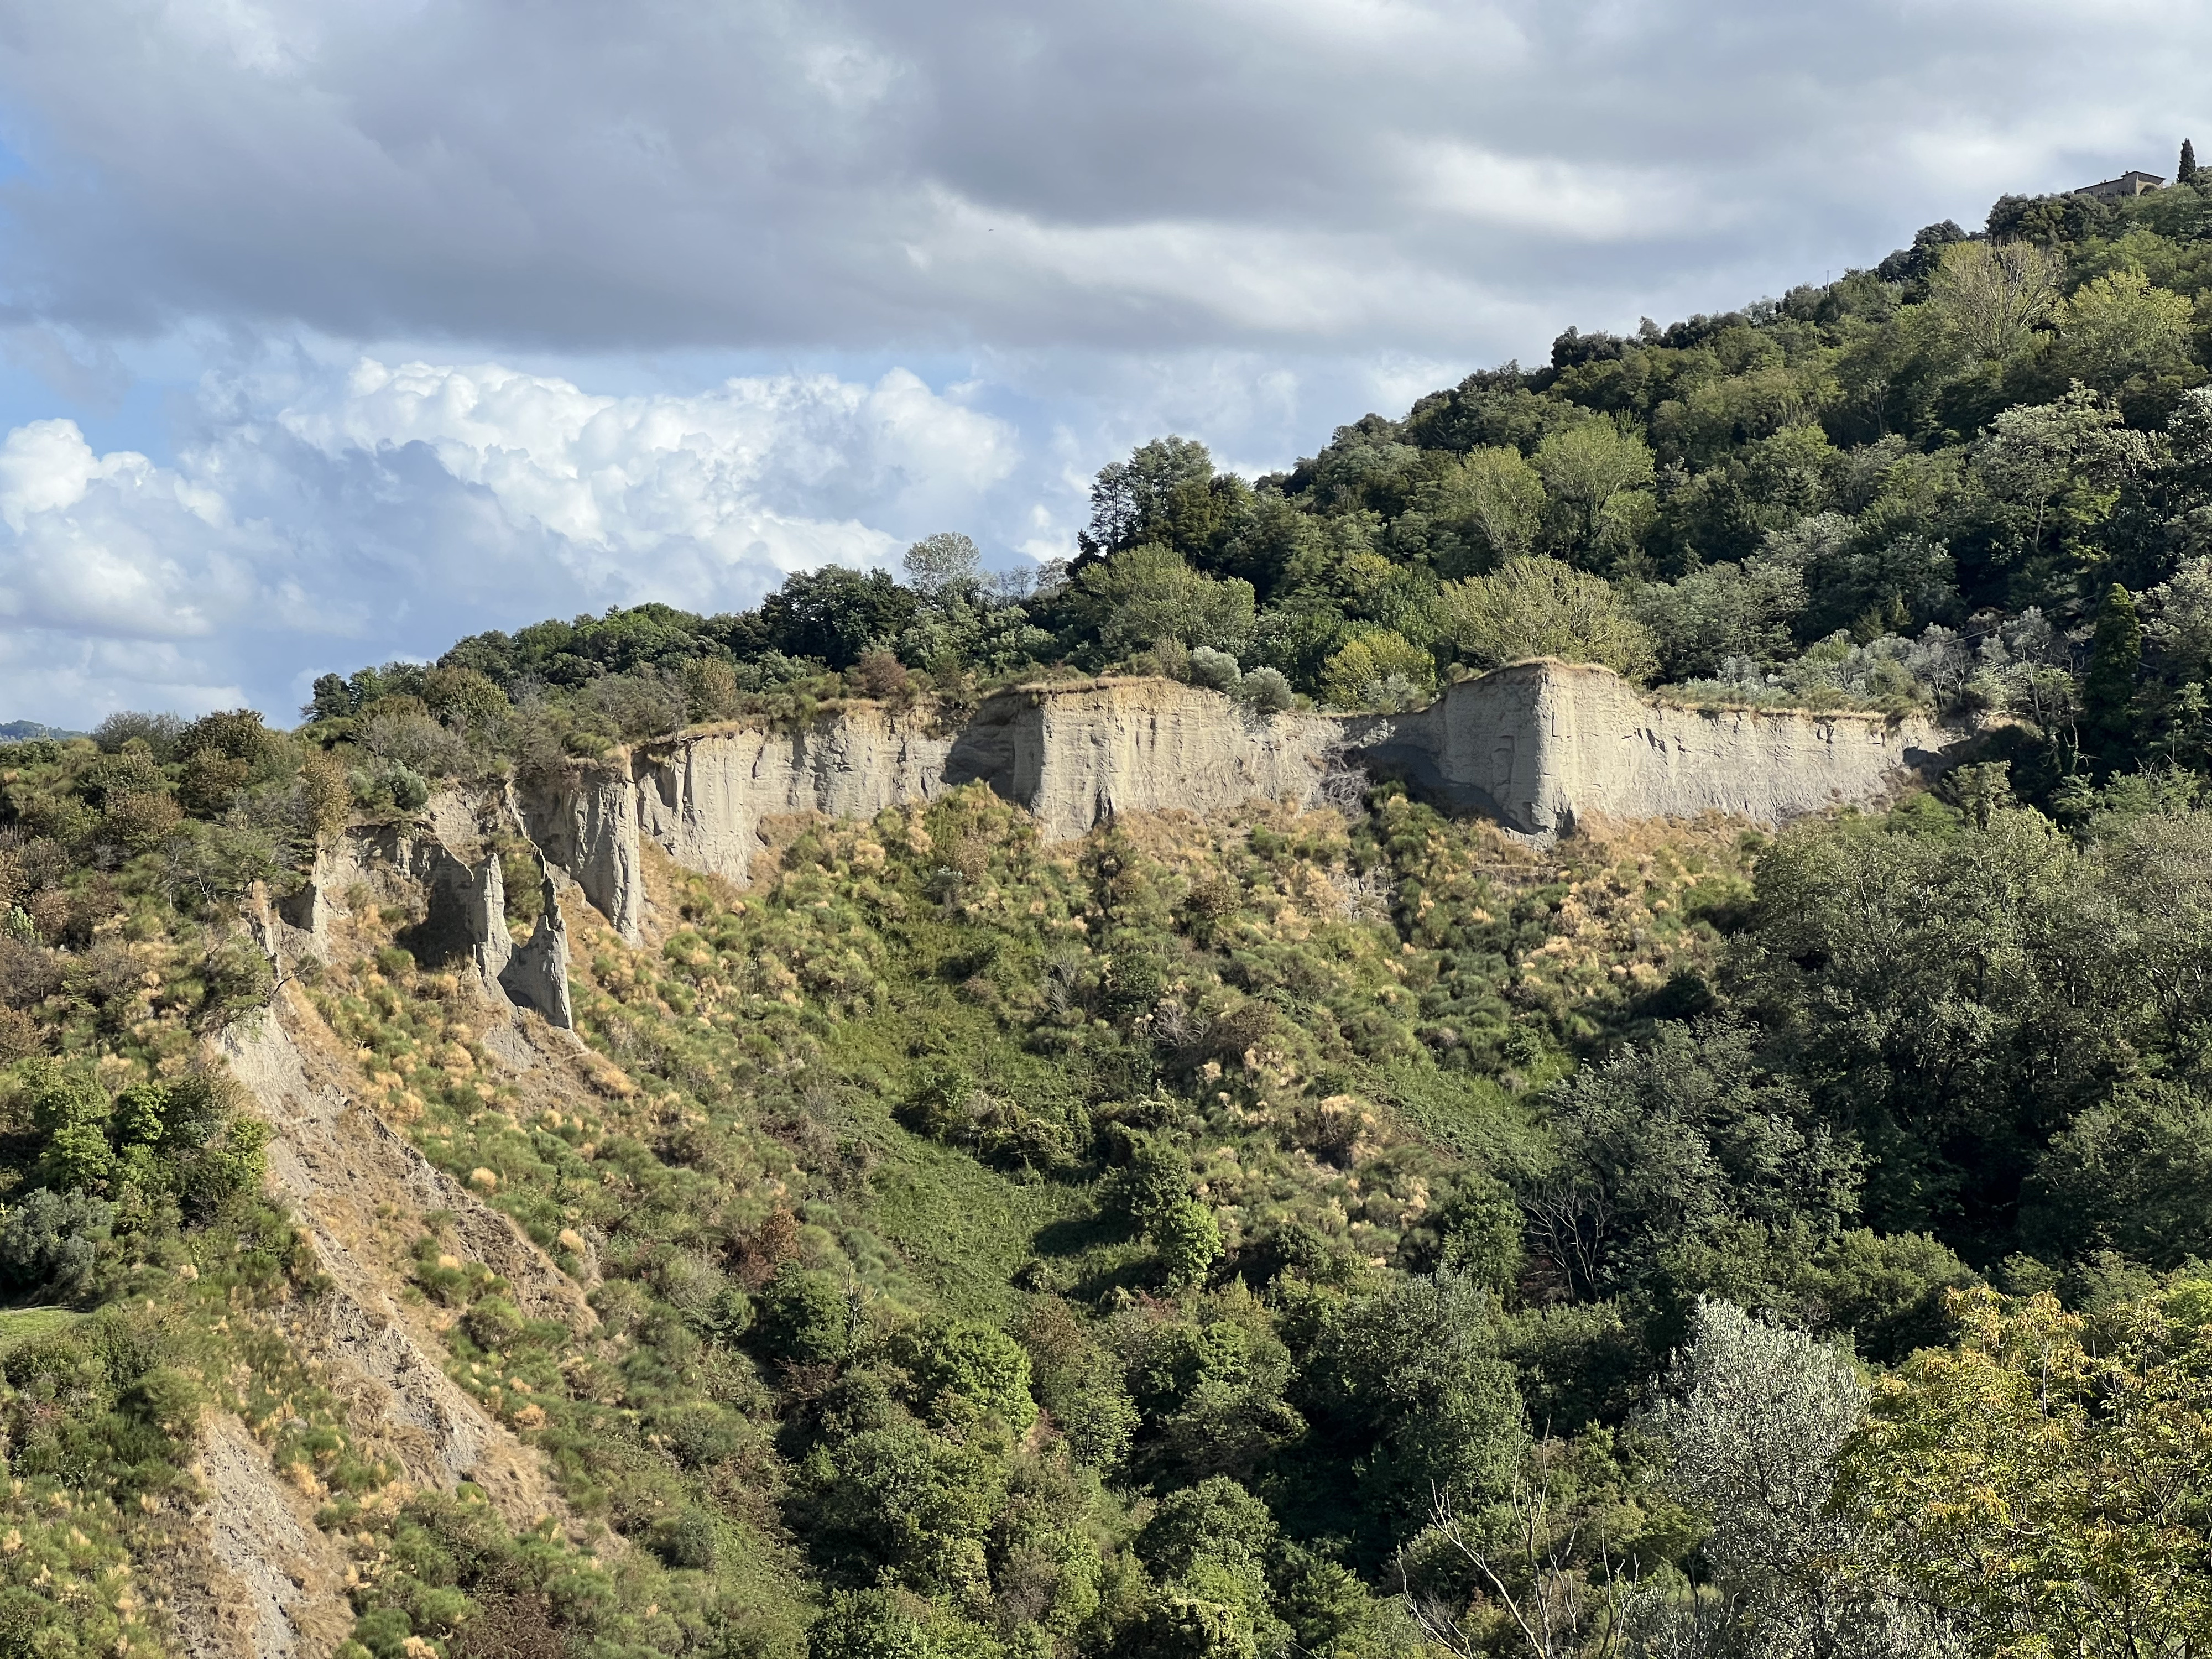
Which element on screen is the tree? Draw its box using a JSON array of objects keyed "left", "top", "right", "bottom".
[
  {"left": 1135, "top": 1477, "right": 1279, "bottom": 1583},
  {"left": 1924, "top": 239, "right": 2060, "bottom": 362},
  {"left": 1401, "top": 1438, "right": 1647, "bottom": 1659},
  {"left": 2084, "top": 581, "right": 2143, "bottom": 750},
  {"left": 1645, "top": 1300, "right": 1931, "bottom": 1656},
  {"left": 2051, "top": 268, "right": 2196, "bottom": 394},
  {"left": 2144, "top": 555, "right": 2212, "bottom": 682},
  {"left": 1151, "top": 1198, "right": 1224, "bottom": 1292},
  {"left": 759, "top": 566, "right": 918, "bottom": 669},
  {"left": 896, "top": 1318, "right": 1036, "bottom": 1432},
  {"left": 1083, "top": 436, "right": 1222, "bottom": 560},
  {"left": 804, "top": 1419, "right": 1006, "bottom": 1600},
  {"left": 2180, "top": 138, "right": 2198, "bottom": 186},
  {"left": 1319, "top": 630, "right": 1437, "bottom": 710},
  {"left": 1840, "top": 1286, "right": 2212, "bottom": 1659},
  {"left": 901, "top": 532, "right": 981, "bottom": 599},
  {"left": 1973, "top": 387, "right": 2152, "bottom": 571},
  {"left": 1733, "top": 808, "right": 2096, "bottom": 1240},
  {"left": 1631, "top": 557, "right": 1809, "bottom": 681},
  {"left": 1428, "top": 446, "right": 1548, "bottom": 566},
  {"left": 1066, "top": 544, "right": 1256, "bottom": 660},
  {"left": 2025, "top": 1081, "right": 2212, "bottom": 1265},
  {"left": 1300, "top": 1269, "right": 1526, "bottom": 1541},
  {"left": 1522, "top": 1020, "right": 1861, "bottom": 1301},
  {"left": 1532, "top": 422, "right": 1655, "bottom": 559},
  {"left": 1877, "top": 219, "right": 1968, "bottom": 286},
  {"left": 1434, "top": 557, "right": 1658, "bottom": 679}
]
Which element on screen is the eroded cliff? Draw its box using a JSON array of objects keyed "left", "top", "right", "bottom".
[
  {"left": 1347, "top": 660, "right": 1950, "bottom": 834},
  {"left": 513, "top": 662, "right": 1957, "bottom": 935}
]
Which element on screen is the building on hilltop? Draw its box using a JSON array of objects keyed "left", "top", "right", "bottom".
[{"left": 2074, "top": 170, "right": 2166, "bottom": 201}]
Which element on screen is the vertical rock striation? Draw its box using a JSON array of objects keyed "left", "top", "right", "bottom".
[
  {"left": 1345, "top": 660, "right": 1947, "bottom": 834},
  {"left": 943, "top": 679, "right": 1340, "bottom": 842},
  {"left": 508, "top": 664, "right": 1957, "bottom": 933}
]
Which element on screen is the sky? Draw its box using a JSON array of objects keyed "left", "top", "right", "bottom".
[{"left": 0, "top": 0, "right": 2200, "bottom": 726}]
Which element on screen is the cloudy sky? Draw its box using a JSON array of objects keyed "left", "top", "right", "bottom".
[{"left": 0, "top": 0, "right": 2197, "bottom": 724}]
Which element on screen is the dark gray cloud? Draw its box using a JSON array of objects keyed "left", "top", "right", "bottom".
[
  {"left": 1, "top": 0, "right": 2200, "bottom": 358},
  {"left": 0, "top": 0, "right": 2198, "bottom": 724}
]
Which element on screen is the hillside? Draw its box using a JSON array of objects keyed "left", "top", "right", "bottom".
[{"left": 0, "top": 171, "right": 2210, "bottom": 1659}]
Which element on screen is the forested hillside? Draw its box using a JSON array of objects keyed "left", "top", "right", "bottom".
[{"left": 0, "top": 171, "right": 2205, "bottom": 1659}]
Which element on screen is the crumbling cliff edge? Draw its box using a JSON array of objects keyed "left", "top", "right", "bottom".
[{"left": 512, "top": 661, "right": 1957, "bottom": 940}]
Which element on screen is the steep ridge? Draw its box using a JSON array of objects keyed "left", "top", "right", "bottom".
[
  {"left": 630, "top": 702, "right": 954, "bottom": 900},
  {"left": 220, "top": 1001, "right": 573, "bottom": 1520},
  {"left": 517, "top": 663, "right": 1957, "bottom": 922},
  {"left": 176, "top": 813, "right": 612, "bottom": 1658}
]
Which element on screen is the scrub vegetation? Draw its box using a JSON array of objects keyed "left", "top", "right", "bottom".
[{"left": 2, "top": 167, "right": 2212, "bottom": 1657}]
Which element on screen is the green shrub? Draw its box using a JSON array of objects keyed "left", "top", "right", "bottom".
[
  {"left": 0, "top": 1189, "right": 112, "bottom": 1298},
  {"left": 758, "top": 1266, "right": 852, "bottom": 1366}
]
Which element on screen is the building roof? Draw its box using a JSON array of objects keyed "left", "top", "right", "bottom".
[{"left": 2074, "top": 170, "right": 2166, "bottom": 197}]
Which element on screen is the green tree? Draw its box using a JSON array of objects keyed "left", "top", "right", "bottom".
[
  {"left": 1631, "top": 557, "right": 1808, "bottom": 681},
  {"left": 2051, "top": 268, "right": 2197, "bottom": 393},
  {"left": 1319, "top": 630, "right": 1437, "bottom": 710},
  {"left": 1424, "top": 446, "right": 1547, "bottom": 567},
  {"left": 1434, "top": 557, "right": 1658, "bottom": 679},
  {"left": 1924, "top": 238, "right": 2060, "bottom": 362},
  {"left": 805, "top": 1420, "right": 1007, "bottom": 1601},
  {"left": 1301, "top": 1270, "right": 1525, "bottom": 1541},
  {"left": 2025, "top": 1081, "right": 2212, "bottom": 1265},
  {"left": 1841, "top": 1286, "right": 2212, "bottom": 1659},
  {"left": 1151, "top": 1199, "right": 1224, "bottom": 1293},
  {"left": 898, "top": 1318, "right": 1037, "bottom": 1433},
  {"left": 1083, "top": 436, "right": 1243, "bottom": 562},
  {"left": 760, "top": 567, "right": 918, "bottom": 669},
  {"left": 1734, "top": 809, "right": 2095, "bottom": 1240},
  {"left": 2181, "top": 138, "right": 2199, "bottom": 186},
  {"left": 808, "top": 1589, "right": 929, "bottom": 1659},
  {"left": 1973, "top": 387, "right": 2151, "bottom": 575},
  {"left": 1523, "top": 1020, "right": 1861, "bottom": 1301},
  {"left": 2085, "top": 581, "right": 2143, "bottom": 751},
  {"left": 1532, "top": 421, "right": 1655, "bottom": 560},
  {"left": 1067, "top": 544, "right": 1256, "bottom": 661}
]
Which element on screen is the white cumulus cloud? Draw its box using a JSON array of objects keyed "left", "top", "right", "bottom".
[{"left": 0, "top": 359, "right": 1021, "bottom": 724}]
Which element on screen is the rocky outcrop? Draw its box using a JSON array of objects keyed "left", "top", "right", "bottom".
[
  {"left": 499, "top": 860, "right": 573, "bottom": 1030},
  {"left": 943, "top": 679, "right": 1340, "bottom": 842},
  {"left": 1346, "top": 661, "right": 1948, "bottom": 834},
  {"left": 514, "top": 771, "right": 643, "bottom": 945},
  {"left": 629, "top": 704, "right": 955, "bottom": 891},
  {"left": 510, "top": 665, "right": 1955, "bottom": 930},
  {"left": 598, "top": 680, "right": 1340, "bottom": 892},
  {"left": 278, "top": 815, "right": 573, "bottom": 1031},
  {"left": 417, "top": 843, "right": 510, "bottom": 985}
]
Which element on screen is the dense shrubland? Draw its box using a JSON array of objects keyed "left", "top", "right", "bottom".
[{"left": 3, "top": 171, "right": 2212, "bottom": 1657}]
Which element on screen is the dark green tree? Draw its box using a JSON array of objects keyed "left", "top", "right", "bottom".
[
  {"left": 759, "top": 568, "right": 917, "bottom": 669},
  {"left": 2085, "top": 581, "right": 2143, "bottom": 756},
  {"left": 2181, "top": 138, "right": 2199, "bottom": 186}
]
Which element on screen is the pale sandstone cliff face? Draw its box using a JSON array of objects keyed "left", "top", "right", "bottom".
[
  {"left": 514, "top": 664, "right": 1957, "bottom": 933},
  {"left": 942, "top": 679, "right": 1341, "bottom": 842},
  {"left": 633, "top": 704, "right": 954, "bottom": 890},
  {"left": 1347, "top": 660, "right": 1949, "bottom": 834},
  {"left": 520, "top": 681, "right": 1339, "bottom": 915}
]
